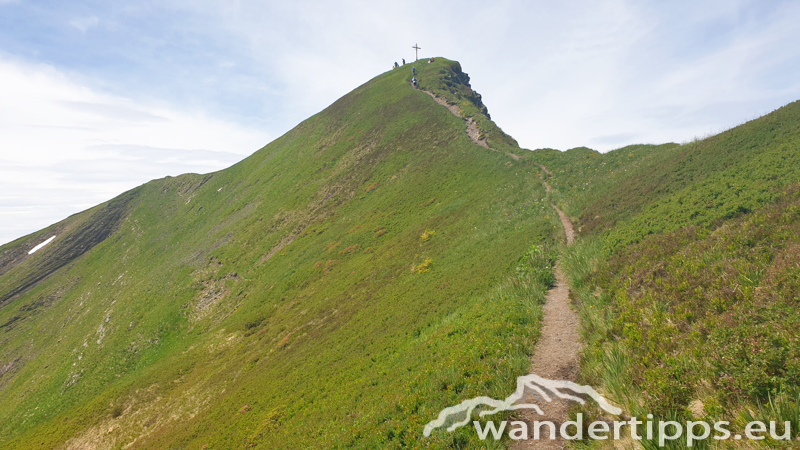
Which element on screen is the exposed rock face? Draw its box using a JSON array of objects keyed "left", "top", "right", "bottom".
[{"left": 439, "top": 62, "right": 491, "bottom": 119}]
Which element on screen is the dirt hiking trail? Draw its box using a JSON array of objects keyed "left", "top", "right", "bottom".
[
  {"left": 423, "top": 87, "right": 582, "bottom": 446},
  {"left": 422, "top": 89, "right": 521, "bottom": 161},
  {"left": 511, "top": 166, "right": 580, "bottom": 450}
]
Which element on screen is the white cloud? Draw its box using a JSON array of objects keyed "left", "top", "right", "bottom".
[
  {"left": 471, "top": 1, "right": 800, "bottom": 151},
  {"left": 2, "top": 0, "right": 800, "bottom": 244},
  {"left": 0, "top": 56, "right": 272, "bottom": 245},
  {"left": 69, "top": 16, "right": 100, "bottom": 33},
  {"left": 184, "top": 0, "right": 799, "bottom": 153}
]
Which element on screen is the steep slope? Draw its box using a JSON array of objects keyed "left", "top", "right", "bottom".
[
  {"left": 0, "top": 59, "right": 559, "bottom": 449},
  {"left": 530, "top": 101, "right": 800, "bottom": 447}
]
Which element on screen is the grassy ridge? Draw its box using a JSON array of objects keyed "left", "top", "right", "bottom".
[
  {"left": 415, "top": 59, "right": 520, "bottom": 154},
  {"left": 0, "top": 59, "right": 558, "bottom": 448},
  {"left": 534, "top": 101, "right": 800, "bottom": 447},
  {"left": 533, "top": 101, "right": 800, "bottom": 248}
]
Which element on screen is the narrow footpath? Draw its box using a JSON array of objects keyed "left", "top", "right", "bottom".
[
  {"left": 512, "top": 167, "right": 580, "bottom": 450},
  {"left": 422, "top": 86, "right": 583, "bottom": 446},
  {"left": 421, "top": 89, "right": 521, "bottom": 160}
]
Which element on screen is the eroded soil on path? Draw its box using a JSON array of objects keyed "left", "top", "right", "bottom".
[
  {"left": 422, "top": 90, "right": 521, "bottom": 160},
  {"left": 423, "top": 91, "right": 491, "bottom": 149},
  {"left": 511, "top": 167, "right": 580, "bottom": 450}
]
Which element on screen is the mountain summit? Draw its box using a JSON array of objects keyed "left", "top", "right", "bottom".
[
  {"left": 6, "top": 57, "right": 798, "bottom": 449},
  {"left": 0, "top": 59, "right": 555, "bottom": 448}
]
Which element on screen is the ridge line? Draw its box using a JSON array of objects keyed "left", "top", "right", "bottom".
[{"left": 419, "top": 89, "right": 521, "bottom": 161}]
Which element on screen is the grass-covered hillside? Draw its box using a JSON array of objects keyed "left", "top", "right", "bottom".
[
  {"left": 531, "top": 101, "right": 800, "bottom": 447},
  {"left": 534, "top": 101, "right": 800, "bottom": 248},
  {"left": 0, "top": 59, "right": 559, "bottom": 449},
  {"left": 6, "top": 55, "right": 797, "bottom": 450}
]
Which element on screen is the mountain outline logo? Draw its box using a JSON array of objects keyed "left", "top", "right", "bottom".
[{"left": 423, "top": 373, "right": 622, "bottom": 437}]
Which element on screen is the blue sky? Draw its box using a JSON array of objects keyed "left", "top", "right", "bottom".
[{"left": 2, "top": 0, "right": 800, "bottom": 244}]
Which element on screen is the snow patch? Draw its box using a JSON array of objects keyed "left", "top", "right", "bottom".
[{"left": 28, "top": 235, "right": 56, "bottom": 254}]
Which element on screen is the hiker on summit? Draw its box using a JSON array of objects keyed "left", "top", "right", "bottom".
[
  {"left": 402, "top": 58, "right": 405, "bottom": 65},
  {"left": 393, "top": 62, "right": 399, "bottom": 69},
  {"left": 428, "top": 57, "right": 434, "bottom": 63}
]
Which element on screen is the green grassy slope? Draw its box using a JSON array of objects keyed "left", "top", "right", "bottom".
[
  {"left": 0, "top": 59, "right": 558, "bottom": 449},
  {"left": 533, "top": 101, "right": 800, "bottom": 247},
  {"left": 531, "top": 101, "right": 800, "bottom": 447},
  {"left": 415, "top": 60, "right": 520, "bottom": 155}
]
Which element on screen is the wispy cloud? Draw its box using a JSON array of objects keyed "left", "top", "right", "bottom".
[
  {"left": 59, "top": 100, "right": 169, "bottom": 122},
  {"left": 0, "top": 55, "right": 271, "bottom": 244},
  {"left": 182, "top": 0, "right": 800, "bottom": 152},
  {"left": 1, "top": 0, "right": 800, "bottom": 244},
  {"left": 69, "top": 16, "right": 99, "bottom": 33}
]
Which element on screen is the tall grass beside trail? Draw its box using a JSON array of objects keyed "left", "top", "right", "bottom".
[
  {"left": 416, "top": 243, "right": 555, "bottom": 449},
  {"left": 563, "top": 199, "right": 800, "bottom": 449},
  {"left": 559, "top": 238, "right": 616, "bottom": 382},
  {"left": 560, "top": 238, "right": 638, "bottom": 415},
  {"left": 559, "top": 238, "right": 605, "bottom": 289},
  {"left": 516, "top": 244, "right": 557, "bottom": 291},
  {"left": 741, "top": 389, "right": 800, "bottom": 444}
]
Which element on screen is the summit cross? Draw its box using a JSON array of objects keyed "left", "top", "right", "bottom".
[{"left": 412, "top": 43, "right": 421, "bottom": 61}]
